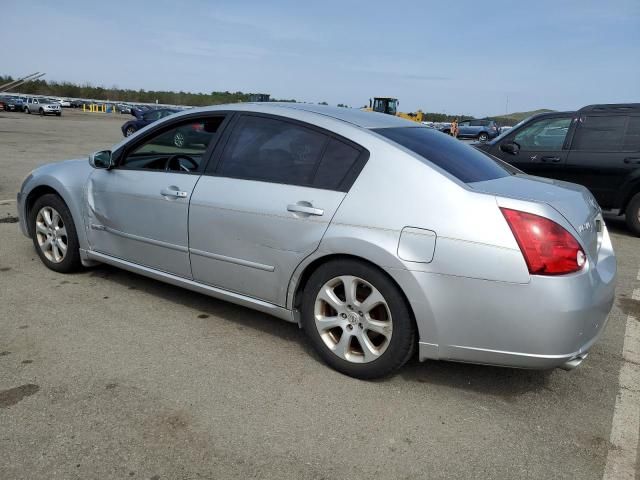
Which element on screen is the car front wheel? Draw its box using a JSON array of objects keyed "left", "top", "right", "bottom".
[
  {"left": 30, "top": 194, "right": 82, "bottom": 273},
  {"left": 301, "top": 259, "right": 416, "bottom": 379},
  {"left": 478, "top": 132, "right": 489, "bottom": 142},
  {"left": 125, "top": 126, "right": 136, "bottom": 136}
]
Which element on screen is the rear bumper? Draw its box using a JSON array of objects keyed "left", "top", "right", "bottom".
[{"left": 408, "top": 228, "right": 616, "bottom": 370}]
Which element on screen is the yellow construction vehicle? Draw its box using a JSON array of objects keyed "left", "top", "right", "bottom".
[{"left": 364, "top": 97, "right": 427, "bottom": 123}]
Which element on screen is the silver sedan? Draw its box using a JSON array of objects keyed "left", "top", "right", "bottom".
[{"left": 16, "top": 103, "right": 616, "bottom": 378}]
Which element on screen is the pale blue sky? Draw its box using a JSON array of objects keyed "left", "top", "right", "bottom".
[{"left": 2, "top": 0, "right": 639, "bottom": 116}]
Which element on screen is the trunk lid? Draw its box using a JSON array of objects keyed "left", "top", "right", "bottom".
[{"left": 470, "top": 174, "right": 602, "bottom": 261}]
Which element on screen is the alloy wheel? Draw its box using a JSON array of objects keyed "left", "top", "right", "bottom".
[
  {"left": 35, "top": 206, "right": 68, "bottom": 263},
  {"left": 314, "top": 275, "right": 393, "bottom": 363},
  {"left": 126, "top": 127, "right": 135, "bottom": 136},
  {"left": 174, "top": 131, "right": 185, "bottom": 147}
]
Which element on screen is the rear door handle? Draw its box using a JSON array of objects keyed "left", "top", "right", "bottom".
[
  {"left": 160, "top": 188, "right": 188, "bottom": 199},
  {"left": 541, "top": 156, "right": 561, "bottom": 163},
  {"left": 624, "top": 157, "right": 640, "bottom": 164},
  {"left": 287, "top": 204, "right": 324, "bottom": 216}
]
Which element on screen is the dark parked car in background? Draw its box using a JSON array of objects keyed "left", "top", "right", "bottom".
[
  {"left": 441, "top": 119, "right": 499, "bottom": 141},
  {"left": 121, "top": 108, "right": 179, "bottom": 137},
  {"left": 476, "top": 103, "right": 640, "bottom": 235},
  {"left": 0, "top": 96, "right": 24, "bottom": 112}
]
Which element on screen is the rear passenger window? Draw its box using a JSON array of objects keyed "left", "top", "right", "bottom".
[
  {"left": 217, "top": 115, "right": 327, "bottom": 186},
  {"left": 623, "top": 117, "right": 640, "bottom": 151},
  {"left": 572, "top": 115, "right": 626, "bottom": 151},
  {"left": 313, "top": 139, "right": 361, "bottom": 190}
]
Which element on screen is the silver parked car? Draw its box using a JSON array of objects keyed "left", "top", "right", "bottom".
[{"left": 16, "top": 104, "right": 616, "bottom": 379}]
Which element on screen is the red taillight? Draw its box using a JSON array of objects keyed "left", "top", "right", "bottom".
[{"left": 500, "top": 208, "right": 586, "bottom": 275}]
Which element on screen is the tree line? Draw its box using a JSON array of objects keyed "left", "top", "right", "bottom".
[
  {"left": 0, "top": 75, "right": 294, "bottom": 106},
  {"left": 1, "top": 74, "right": 525, "bottom": 124}
]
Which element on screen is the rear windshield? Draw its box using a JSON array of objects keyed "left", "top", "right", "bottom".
[{"left": 373, "top": 127, "right": 511, "bottom": 183}]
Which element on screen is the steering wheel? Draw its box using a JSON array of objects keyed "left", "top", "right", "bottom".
[{"left": 165, "top": 154, "right": 198, "bottom": 173}]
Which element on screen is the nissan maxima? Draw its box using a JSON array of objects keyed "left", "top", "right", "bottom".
[{"left": 16, "top": 104, "right": 616, "bottom": 379}]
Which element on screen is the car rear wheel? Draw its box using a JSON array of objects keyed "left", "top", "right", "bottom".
[
  {"left": 30, "top": 194, "right": 82, "bottom": 273},
  {"left": 125, "top": 126, "right": 136, "bottom": 136},
  {"left": 301, "top": 259, "right": 416, "bottom": 379},
  {"left": 478, "top": 132, "right": 489, "bottom": 142},
  {"left": 625, "top": 192, "right": 640, "bottom": 236}
]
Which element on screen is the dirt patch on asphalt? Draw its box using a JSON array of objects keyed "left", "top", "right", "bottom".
[
  {"left": 0, "top": 384, "right": 40, "bottom": 408},
  {"left": 617, "top": 297, "right": 640, "bottom": 318}
]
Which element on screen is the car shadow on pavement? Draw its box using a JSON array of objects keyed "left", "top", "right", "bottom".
[
  {"left": 603, "top": 214, "right": 635, "bottom": 238},
  {"left": 86, "top": 264, "right": 322, "bottom": 359},
  {"left": 398, "top": 357, "right": 554, "bottom": 400},
  {"left": 86, "top": 264, "right": 554, "bottom": 394}
]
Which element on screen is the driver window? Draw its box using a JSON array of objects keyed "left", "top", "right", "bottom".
[
  {"left": 119, "top": 116, "right": 225, "bottom": 172},
  {"left": 513, "top": 117, "right": 571, "bottom": 151}
]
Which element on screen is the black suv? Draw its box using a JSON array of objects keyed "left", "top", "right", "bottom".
[{"left": 476, "top": 104, "right": 640, "bottom": 235}]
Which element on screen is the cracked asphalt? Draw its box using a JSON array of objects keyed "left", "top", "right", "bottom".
[{"left": 0, "top": 109, "right": 638, "bottom": 479}]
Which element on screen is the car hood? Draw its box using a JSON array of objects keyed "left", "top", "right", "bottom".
[{"left": 470, "top": 174, "right": 602, "bottom": 260}]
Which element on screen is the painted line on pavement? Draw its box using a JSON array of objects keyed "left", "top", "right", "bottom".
[{"left": 602, "top": 286, "right": 640, "bottom": 480}]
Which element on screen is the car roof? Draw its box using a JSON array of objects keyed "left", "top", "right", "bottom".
[
  {"left": 578, "top": 103, "right": 640, "bottom": 114},
  {"left": 524, "top": 110, "right": 575, "bottom": 121},
  {"left": 181, "top": 102, "right": 417, "bottom": 129}
]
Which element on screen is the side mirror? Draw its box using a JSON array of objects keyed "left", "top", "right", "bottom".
[
  {"left": 89, "top": 150, "right": 113, "bottom": 169},
  {"left": 500, "top": 141, "right": 520, "bottom": 155}
]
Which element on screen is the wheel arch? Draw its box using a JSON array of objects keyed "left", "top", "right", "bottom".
[
  {"left": 25, "top": 185, "right": 63, "bottom": 236},
  {"left": 22, "top": 178, "right": 89, "bottom": 253},
  {"left": 618, "top": 178, "right": 640, "bottom": 214},
  {"left": 287, "top": 250, "right": 439, "bottom": 353}
]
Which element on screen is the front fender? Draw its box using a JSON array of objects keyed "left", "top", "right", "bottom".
[{"left": 19, "top": 159, "right": 93, "bottom": 252}]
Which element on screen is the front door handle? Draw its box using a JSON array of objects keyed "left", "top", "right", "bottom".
[
  {"left": 287, "top": 203, "right": 324, "bottom": 216},
  {"left": 624, "top": 157, "right": 640, "bottom": 164},
  {"left": 541, "top": 156, "right": 561, "bottom": 163},
  {"left": 160, "top": 187, "right": 188, "bottom": 199}
]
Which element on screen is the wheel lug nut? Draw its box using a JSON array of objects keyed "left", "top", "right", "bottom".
[
  {"left": 347, "top": 324, "right": 353, "bottom": 330},
  {"left": 340, "top": 313, "right": 347, "bottom": 318},
  {"left": 358, "top": 323, "right": 363, "bottom": 329},
  {"left": 358, "top": 311, "right": 363, "bottom": 316}
]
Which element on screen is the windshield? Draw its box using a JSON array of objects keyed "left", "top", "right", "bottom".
[{"left": 374, "top": 127, "right": 512, "bottom": 183}]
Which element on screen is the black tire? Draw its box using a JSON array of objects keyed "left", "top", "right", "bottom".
[
  {"left": 625, "top": 192, "right": 640, "bottom": 236},
  {"left": 25, "top": 107, "right": 31, "bottom": 114},
  {"left": 39, "top": 108, "right": 44, "bottom": 116},
  {"left": 29, "top": 194, "right": 82, "bottom": 273},
  {"left": 125, "top": 126, "right": 136, "bottom": 136},
  {"left": 301, "top": 259, "right": 416, "bottom": 379},
  {"left": 55, "top": 112, "right": 61, "bottom": 117},
  {"left": 478, "top": 132, "right": 489, "bottom": 142}
]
